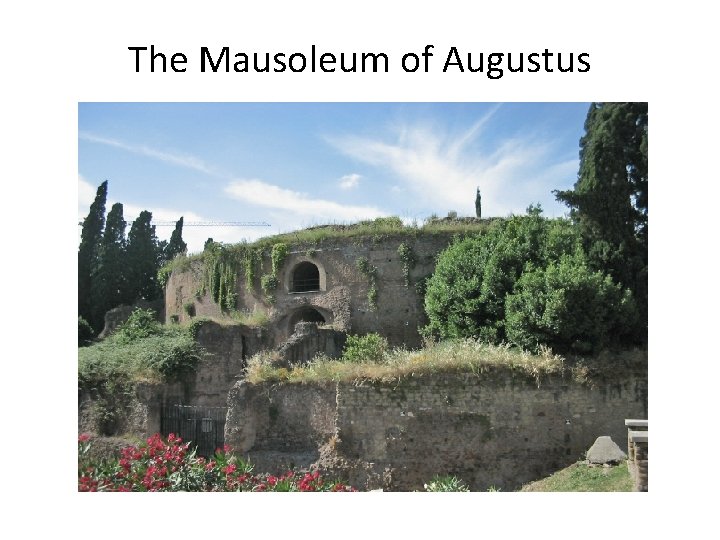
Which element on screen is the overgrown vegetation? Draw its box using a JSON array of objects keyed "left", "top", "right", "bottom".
[
  {"left": 200, "top": 242, "right": 241, "bottom": 311},
  {"left": 270, "top": 242, "right": 288, "bottom": 275},
  {"left": 78, "top": 316, "right": 95, "bottom": 347},
  {"left": 78, "top": 309, "right": 204, "bottom": 390},
  {"left": 520, "top": 461, "right": 633, "bottom": 492},
  {"left": 356, "top": 256, "right": 379, "bottom": 310},
  {"left": 342, "top": 333, "right": 388, "bottom": 363},
  {"left": 397, "top": 242, "right": 416, "bottom": 286},
  {"left": 245, "top": 339, "right": 570, "bottom": 385},
  {"left": 260, "top": 274, "right": 279, "bottom": 304}
]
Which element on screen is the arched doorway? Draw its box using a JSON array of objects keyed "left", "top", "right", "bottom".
[
  {"left": 288, "top": 307, "right": 326, "bottom": 330},
  {"left": 291, "top": 262, "right": 320, "bottom": 292}
]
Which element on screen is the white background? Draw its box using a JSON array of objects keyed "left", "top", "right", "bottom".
[{"left": 2, "top": 0, "right": 716, "bottom": 536}]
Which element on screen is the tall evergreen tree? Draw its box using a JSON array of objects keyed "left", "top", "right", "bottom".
[
  {"left": 164, "top": 216, "right": 187, "bottom": 262},
  {"left": 125, "top": 210, "right": 162, "bottom": 302},
  {"left": 90, "top": 203, "right": 127, "bottom": 329},
  {"left": 554, "top": 102, "right": 648, "bottom": 340},
  {"left": 78, "top": 180, "right": 108, "bottom": 330}
]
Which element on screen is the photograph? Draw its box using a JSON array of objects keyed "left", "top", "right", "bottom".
[{"left": 77, "top": 102, "right": 648, "bottom": 493}]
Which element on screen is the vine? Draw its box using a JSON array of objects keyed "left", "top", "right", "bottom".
[
  {"left": 271, "top": 243, "right": 288, "bottom": 276},
  {"left": 397, "top": 242, "right": 416, "bottom": 287},
  {"left": 201, "top": 243, "right": 239, "bottom": 312},
  {"left": 243, "top": 248, "right": 262, "bottom": 291},
  {"left": 356, "top": 256, "right": 379, "bottom": 311},
  {"left": 261, "top": 274, "right": 279, "bottom": 304}
]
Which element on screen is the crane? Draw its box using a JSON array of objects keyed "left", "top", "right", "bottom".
[
  {"left": 151, "top": 221, "right": 271, "bottom": 227},
  {"left": 78, "top": 220, "right": 271, "bottom": 227}
]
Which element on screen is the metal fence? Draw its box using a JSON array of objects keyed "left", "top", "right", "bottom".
[{"left": 160, "top": 404, "right": 228, "bottom": 457}]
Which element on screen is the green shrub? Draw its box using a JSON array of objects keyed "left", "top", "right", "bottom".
[
  {"left": 183, "top": 302, "right": 195, "bottom": 317},
  {"left": 505, "top": 255, "right": 638, "bottom": 354},
  {"left": 261, "top": 274, "right": 279, "bottom": 304},
  {"left": 78, "top": 316, "right": 95, "bottom": 346},
  {"left": 78, "top": 325, "right": 203, "bottom": 389},
  {"left": 422, "top": 211, "right": 634, "bottom": 353},
  {"left": 114, "top": 308, "right": 161, "bottom": 343},
  {"left": 342, "top": 333, "right": 388, "bottom": 363}
]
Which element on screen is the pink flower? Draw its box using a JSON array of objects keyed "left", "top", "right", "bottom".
[{"left": 78, "top": 433, "right": 91, "bottom": 443}]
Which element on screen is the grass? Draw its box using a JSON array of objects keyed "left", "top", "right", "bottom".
[
  {"left": 180, "top": 216, "right": 500, "bottom": 262},
  {"left": 245, "top": 339, "right": 567, "bottom": 385},
  {"left": 519, "top": 461, "right": 634, "bottom": 492}
]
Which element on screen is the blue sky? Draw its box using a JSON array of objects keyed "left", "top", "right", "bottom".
[{"left": 78, "top": 102, "right": 590, "bottom": 253}]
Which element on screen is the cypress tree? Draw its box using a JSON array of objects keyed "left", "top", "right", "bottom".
[
  {"left": 164, "top": 216, "right": 187, "bottom": 262},
  {"left": 554, "top": 102, "right": 648, "bottom": 341},
  {"left": 78, "top": 180, "right": 107, "bottom": 331},
  {"left": 90, "top": 202, "right": 127, "bottom": 329},
  {"left": 125, "top": 210, "right": 162, "bottom": 302}
]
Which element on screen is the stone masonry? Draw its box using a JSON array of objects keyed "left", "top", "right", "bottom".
[{"left": 225, "top": 365, "right": 648, "bottom": 491}]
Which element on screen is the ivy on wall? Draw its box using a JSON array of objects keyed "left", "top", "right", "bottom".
[
  {"left": 356, "top": 256, "right": 379, "bottom": 311},
  {"left": 200, "top": 242, "right": 263, "bottom": 311},
  {"left": 397, "top": 242, "right": 416, "bottom": 287}
]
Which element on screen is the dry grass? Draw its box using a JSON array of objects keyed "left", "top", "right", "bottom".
[{"left": 245, "top": 339, "right": 566, "bottom": 385}]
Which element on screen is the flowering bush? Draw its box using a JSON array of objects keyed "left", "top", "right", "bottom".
[{"left": 78, "top": 433, "right": 356, "bottom": 492}]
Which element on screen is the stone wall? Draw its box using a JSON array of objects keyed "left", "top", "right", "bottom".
[
  {"left": 165, "top": 233, "right": 459, "bottom": 348},
  {"left": 275, "top": 322, "right": 347, "bottom": 367},
  {"left": 225, "top": 381, "right": 337, "bottom": 472},
  {"left": 78, "top": 382, "right": 181, "bottom": 439},
  {"left": 78, "top": 321, "right": 268, "bottom": 441},
  {"left": 225, "top": 365, "right": 648, "bottom": 491},
  {"left": 186, "top": 320, "right": 268, "bottom": 406}
]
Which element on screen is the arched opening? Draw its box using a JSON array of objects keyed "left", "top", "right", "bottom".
[
  {"left": 291, "top": 262, "right": 320, "bottom": 292},
  {"left": 288, "top": 307, "right": 326, "bottom": 330}
]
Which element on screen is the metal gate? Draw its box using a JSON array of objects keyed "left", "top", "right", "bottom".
[{"left": 160, "top": 404, "right": 227, "bottom": 457}]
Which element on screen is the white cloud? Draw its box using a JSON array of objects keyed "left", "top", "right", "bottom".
[
  {"left": 338, "top": 173, "right": 361, "bottom": 189},
  {"left": 224, "top": 178, "right": 385, "bottom": 222},
  {"left": 79, "top": 132, "right": 218, "bottom": 176},
  {"left": 327, "top": 109, "right": 578, "bottom": 218}
]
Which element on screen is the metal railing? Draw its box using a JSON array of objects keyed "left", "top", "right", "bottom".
[
  {"left": 291, "top": 277, "right": 320, "bottom": 292},
  {"left": 160, "top": 404, "right": 228, "bottom": 457}
]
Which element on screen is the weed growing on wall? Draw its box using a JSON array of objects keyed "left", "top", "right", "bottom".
[
  {"left": 157, "top": 254, "right": 191, "bottom": 289},
  {"left": 397, "top": 242, "right": 416, "bottom": 287},
  {"left": 201, "top": 242, "right": 240, "bottom": 311},
  {"left": 356, "top": 256, "right": 379, "bottom": 310},
  {"left": 242, "top": 247, "right": 262, "bottom": 290},
  {"left": 271, "top": 242, "right": 288, "bottom": 275},
  {"left": 260, "top": 274, "right": 278, "bottom": 304}
]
